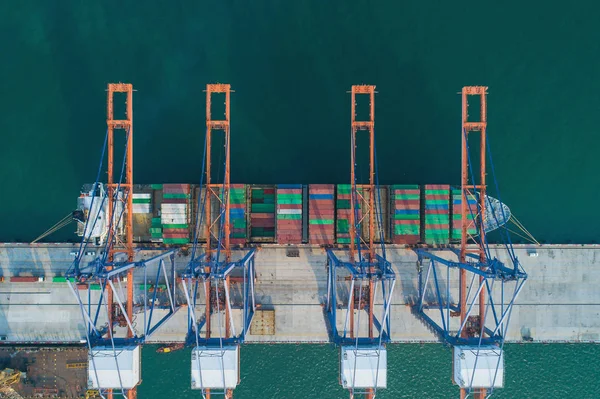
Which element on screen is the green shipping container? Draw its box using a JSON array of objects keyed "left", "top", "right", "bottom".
[
  {"left": 394, "top": 225, "right": 420, "bottom": 235},
  {"left": 425, "top": 189, "right": 449, "bottom": 195},
  {"left": 276, "top": 214, "right": 302, "bottom": 220},
  {"left": 231, "top": 232, "right": 246, "bottom": 239},
  {"left": 336, "top": 199, "right": 351, "bottom": 209},
  {"left": 164, "top": 193, "right": 189, "bottom": 199},
  {"left": 52, "top": 276, "right": 68, "bottom": 283},
  {"left": 151, "top": 184, "right": 163, "bottom": 190},
  {"left": 452, "top": 229, "right": 478, "bottom": 236},
  {"left": 337, "top": 184, "right": 352, "bottom": 194},
  {"left": 152, "top": 218, "right": 162, "bottom": 227},
  {"left": 337, "top": 238, "right": 351, "bottom": 244},
  {"left": 393, "top": 214, "right": 420, "bottom": 220},
  {"left": 309, "top": 219, "right": 334, "bottom": 225},
  {"left": 391, "top": 184, "right": 420, "bottom": 190},
  {"left": 425, "top": 215, "right": 449, "bottom": 221},
  {"left": 425, "top": 199, "right": 448, "bottom": 205},
  {"left": 163, "top": 238, "right": 190, "bottom": 244},
  {"left": 452, "top": 214, "right": 475, "bottom": 220},
  {"left": 89, "top": 283, "right": 102, "bottom": 291},
  {"left": 251, "top": 204, "right": 275, "bottom": 213},
  {"left": 163, "top": 224, "right": 188, "bottom": 229},
  {"left": 277, "top": 193, "right": 302, "bottom": 199},
  {"left": 337, "top": 219, "right": 349, "bottom": 233},
  {"left": 133, "top": 198, "right": 151, "bottom": 204},
  {"left": 233, "top": 219, "right": 247, "bottom": 229},
  {"left": 276, "top": 199, "right": 303, "bottom": 205},
  {"left": 393, "top": 194, "right": 420, "bottom": 200}
]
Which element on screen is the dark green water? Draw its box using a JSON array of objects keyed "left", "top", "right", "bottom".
[
  {"left": 138, "top": 344, "right": 600, "bottom": 398},
  {"left": 2, "top": 2, "right": 600, "bottom": 397}
]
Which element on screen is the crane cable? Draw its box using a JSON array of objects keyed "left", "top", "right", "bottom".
[
  {"left": 508, "top": 214, "right": 539, "bottom": 245},
  {"left": 31, "top": 213, "right": 73, "bottom": 244}
]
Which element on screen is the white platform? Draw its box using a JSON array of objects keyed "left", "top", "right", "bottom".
[
  {"left": 453, "top": 345, "right": 504, "bottom": 389},
  {"left": 340, "top": 345, "right": 387, "bottom": 389},
  {"left": 88, "top": 345, "right": 141, "bottom": 389},
  {"left": 191, "top": 346, "right": 239, "bottom": 390}
]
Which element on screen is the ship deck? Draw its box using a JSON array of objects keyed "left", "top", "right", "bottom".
[
  {"left": 0, "top": 243, "right": 598, "bottom": 344},
  {"left": 0, "top": 346, "right": 88, "bottom": 398}
]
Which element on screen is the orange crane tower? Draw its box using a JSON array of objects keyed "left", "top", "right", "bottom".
[
  {"left": 349, "top": 84, "right": 377, "bottom": 349},
  {"left": 204, "top": 83, "right": 233, "bottom": 399},
  {"left": 106, "top": 83, "right": 136, "bottom": 399},
  {"left": 459, "top": 86, "right": 488, "bottom": 399}
]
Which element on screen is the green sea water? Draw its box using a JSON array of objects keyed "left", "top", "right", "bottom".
[{"left": 1, "top": 1, "right": 600, "bottom": 397}]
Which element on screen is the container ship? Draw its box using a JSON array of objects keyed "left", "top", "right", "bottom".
[{"left": 74, "top": 183, "right": 511, "bottom": 247}]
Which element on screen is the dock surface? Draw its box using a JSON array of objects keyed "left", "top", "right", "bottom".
[{"left": 0, "top": 243, "right": 598, "bottom": 344}]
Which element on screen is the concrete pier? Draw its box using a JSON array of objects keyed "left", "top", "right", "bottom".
[{"left": 0, "top": 243, "right": 598, "bottom": 344}]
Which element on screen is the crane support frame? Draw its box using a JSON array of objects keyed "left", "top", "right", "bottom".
[
  {"left": 182, "top": 248, "right": 257, "bottom": 346},
  {"left": 412, "top": 87, "right": 527, "bottom": 399}
]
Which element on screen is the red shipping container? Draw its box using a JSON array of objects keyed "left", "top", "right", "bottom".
[
  {"left": 393, "top": 189, "right": 420, "bottom": 195},
  {"left": 425, "top": 210, "right": 448, "bottom": 215},
  {"left": 76, "top": 283, "right": 89, "bottom": 290},
  {"left": 394, "top": 199, "right": 420, "bottom": 205},
  {"left": 425, "top": 194, "right": 448, "bottom": 199},
  {"left": 230, "top": 203, "right": 245, "bottom": 209},
  {"left": 277, "top": 234, "right": 302, "bottom": 240},
  {"left": 277, "top": 189, "right": 302, "bottom": 194},
  {"left": 393, "top": 220, "right": 420, "bottom": 225},
  {"left": 163, "top": 198, "right": 188, "bottom": 204},
  {"left": 394, "top": 203, "right": 420, "bottom": 210},
  {"left": 392, "top": 236, "right": 420, "bottom": 245},
  {"left": 425, "top": 224, "right": 448, "bottom": 230},
  {"left": 251, "top": 220, "right": 275, "bottom": 227},
  {"left": 10, "top": 276, "right": 39, "bottom": 283},
  {"left": 277, "top": 220, "right": 302, "bottom": 227},
  {"left": 163, "top": 184, "right": 190, "bottom": 193},
  {"left": 425, "top": 185, "right": 449, "bottom": 190},
  {"left": 277, "top": 204, "right": 302, "bottom": 210},
  {"left": 163, "top": 228, "right": 188, "bottom": 234},
  {"left": 163, "top": 233, "right": 189, "bottom": 239},
  {"left": 230, "top": 238, "right": 246, "bottom": 245},
  {"left": 250, "top": 213, "right": 275, "bottom": 220}
]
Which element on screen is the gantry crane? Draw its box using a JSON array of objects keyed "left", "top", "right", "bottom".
[
  {"left": 325, "top": 85, "right": 396, "bottom": 399},
  {"left": 67, "top": 84, "right": 180, "bottom": 399},
  {"left": 182, "top": 84, "right": 257, "bottom": 399},
  {"left": 413, "top": 87, "right": 527, "bottom": 398}
]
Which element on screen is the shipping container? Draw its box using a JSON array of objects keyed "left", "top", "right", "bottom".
[
  {"left": 424, "top": 184, "right": 450, "bottom": 245},
  {"left": 10, "top": 276, "right": 40, "bottom": 283},
  {"left": 391, "top": 185, "right": 421, "bottom": 245},
  {"left": 276, "top": 185, "right": 303, "bottom": 244},
  {"left": 249, "top": 185, "right": 276, "bottom": 243},
  {"left": 161, "top": 184, "right": 191, "bottom": 244},
  {"left": 451, "top": 189, "right": 478, "bottom": 241},
  {"left": 309, "top": 184, "right": 335, "bottom": 245}
]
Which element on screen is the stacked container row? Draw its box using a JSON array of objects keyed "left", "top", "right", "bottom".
[
  {"left": 229, "top": 184, "right": 247, "bottom": 245},
  {"left": 451, "top": 189, "right": 478, "bottom": 241},
  {"left": 276, "top": 185, "right": 303, "bottom": 244},
  {"left": 250, "top": 186, "right": 276, "bottom": 242},
  {"left": 149, "top": 184, "right": 163, "bottom": 242},
  {"left": 391, "top": 185, "right": 420, "bottom": 245},
  {"left": 132, "top": 193, "right": 152, "bottom": 214},
  {"left": 424, "top": 185, "right": 450, "bottom": 245},
  {"left": 161, "top": 184, "right": 191, "bottom": 245},
  {"left": 367, "top": 186, "right": 389, "bottom": 243},
  {"left": 308, "top": 184, "right": 335, "bottom": 245},
  {"left": 336, "top": 184, "right": 360, "bottom": 245}
]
